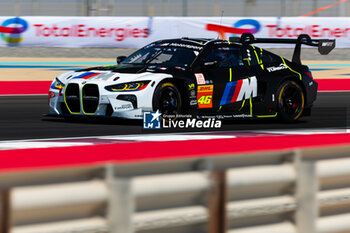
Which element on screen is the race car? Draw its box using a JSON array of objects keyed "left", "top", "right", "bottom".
[{"left": 48, "top": 33, "right": 335, "bottom": 121}]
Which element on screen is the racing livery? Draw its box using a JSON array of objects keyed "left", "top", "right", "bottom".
[{"left": 48, "top": 33, "right": 335, "bottom": 122}]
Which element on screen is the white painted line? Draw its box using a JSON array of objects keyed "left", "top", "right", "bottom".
[
  {"left": 260, "top": 128, "right": 349, "bottom": 135},
  {"left": 0, "top": 128, "right": 349, "bottom": 151},
  {"left": 99, "top": 134, "right": 237, "bottom": 142},
  {"left": 0, "top": 142, "right": 93, "bottom": 150}
]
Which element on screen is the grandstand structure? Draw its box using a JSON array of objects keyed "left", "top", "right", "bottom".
[{"left": 1, "top": 0, "right": 349, "bottom": 17}]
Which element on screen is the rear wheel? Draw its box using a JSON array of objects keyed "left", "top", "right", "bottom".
[
  {"left": 277, "top": 80, "right": 305, "bottom": 122},
  {"left": 153, "top": 82, "right": 182, "bottom": 115}
]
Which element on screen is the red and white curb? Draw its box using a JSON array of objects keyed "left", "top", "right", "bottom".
[{"left": 1, "top": 128, "right": 349, "bottom": 151}]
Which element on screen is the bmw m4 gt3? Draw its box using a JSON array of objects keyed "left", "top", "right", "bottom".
[{"left": 48, "top": 33, "right": 335, "bottom": 122}]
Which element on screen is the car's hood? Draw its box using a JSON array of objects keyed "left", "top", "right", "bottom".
[
  {"left": 78, "top": 64, "right": 145, "bottom": 74},
  {"left": 56, "top": 64, "right": 175, "bottom": 85}
]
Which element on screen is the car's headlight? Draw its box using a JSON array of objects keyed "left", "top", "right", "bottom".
[
  {"left": 105, "top": 81, "right": 151, "bottom": 92},
  {"left": 51, "top": 78, "right": 65, "bottom": 90}
]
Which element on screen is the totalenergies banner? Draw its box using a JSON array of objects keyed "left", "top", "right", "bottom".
[{"left": 0, "top": 16, "right": 349, "bottom": 48}]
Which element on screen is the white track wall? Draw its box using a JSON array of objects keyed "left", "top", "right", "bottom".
[{"left": 0, "top": 16, "right": 349, "bottom": 48}]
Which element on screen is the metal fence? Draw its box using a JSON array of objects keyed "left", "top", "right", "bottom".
[{"left": 2, "top": 0, "right": 349, "bottom": 17}]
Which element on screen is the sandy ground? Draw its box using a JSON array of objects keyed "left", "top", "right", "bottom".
[
  {"left": 0, "top": 58, "right": 348, "bottom": 81},
  {"left": 0, "top": 57, "right": 114, "bottom": 81}
]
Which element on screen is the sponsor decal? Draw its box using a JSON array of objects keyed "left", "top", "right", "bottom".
[
  {"left": 220, "top": 76, "right": 257, "bottom": 105},
  {"left": 216, "top": 114, "right": 253, "bottom": 119},
  {"left": 92, "top": 73, "right": 115, "bottom": 81},
  {"left": 322, "top": 41, "right": 334, "bottom": 46},
  {"left": 143, "top": 110, "right": 161, "bottom": 129},
  {"left": 188, "top": 83, "right": 195, "bottom": 90},
  {"left": 145, "top": 43, "right": 156, "bottom": 48},
  {"left": 266, "top": 63, "right": 288, "bottom": 72},
  {"left": 266, "top": 24, "right": 350, "bottom": 38},
  {"left": 175, "top": 66, "right": 186, "bottom": 70},
  {"left": 189, "top": 90, "right": 196, "bottom": 101},
  {"left": 117, "top": 104, "right": 133, "bottom": 110},
  {"left": 0, "top": 17, "right": 28, "bottom": 44},
  {"left": 169, "top": 43, "right": 203, "bottom": 50},
  {"left": 33, "top": 24, "right": 150, "bottom": 42},
  {"left": 206, "top": 19, "right": 261, "bottom": 39},
  {"left": 72, "top": 72, "right": 100, "bottom": 80},
  {"left": 232, "top": 114, "right": 253, "bottom": 118},
  {"left": 190, "top": 100, "right": 197, "bottom": 106},
  {"left": 197, "top": 84, "right": 213, "bottom": 109},
  {"left": 232, "top": 19, "right": 261, "bottom": 35},
  {"left": 195, "top": 73, "right": 206, "bottom": 85},
  {"left": 157, "top": 43, "right": 169, "bottom": 47}
]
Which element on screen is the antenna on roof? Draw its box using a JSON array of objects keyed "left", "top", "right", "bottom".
[{"left": 217, "top": 10, "right": 224, "bottom": 39}]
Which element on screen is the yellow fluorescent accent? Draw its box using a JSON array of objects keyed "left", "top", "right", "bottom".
[
  {"left": 256, "top": 113, "right": 278, "bottom": 118},
  {"left": 281, "top": 57, "right": 302, "bottom": 80},
  {"left": 239, "top": 99, "right": 245, "bottom": 111},
  {"left": 111, "top": 83, "right": 143, "bottom": 91},
  {"left": 243, "top": 58, "right": 251, "bottom": 66},
  {"left": 64, "top": 84, "right": 80, "bottom": 115},
  {"left": 81, "top": 84, "right": 97, "bottom": 115},
  {"left": 229, "top": 68, "right": 232, "bottom": 82},
  {"left": 127, "top": 83, "right": 141, "bottom": 90},
  {"left": 250, "top": 45, "right": 264, "bottom": 70},
  {"left": 54, "top": 82, "right": 64, "bottom": 90},
  {"left": 253, "top": 49, "right": 260, "bottom": 63},
  {"left": 218, "top": 106, "right": 222, "bottom": 112},
  {"left": 260, "top": 48, "right": 264, "bottom": 70},
  {"left": 249, "top": 96, "right": 252, "bottom": 115}
]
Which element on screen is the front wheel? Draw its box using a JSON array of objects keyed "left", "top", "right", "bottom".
[
  {"left": 153, "top": 82, "right": 182, "bottom": 115},
  {"left": 277, "top": 80, "right": 305, "bottom": 122}
]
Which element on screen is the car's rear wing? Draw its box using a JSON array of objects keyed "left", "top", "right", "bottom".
[{"left": 229, "top": 33, "right": 335, "bottom": 64}]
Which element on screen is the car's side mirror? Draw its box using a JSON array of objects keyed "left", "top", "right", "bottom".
[{"left": 116, "top": 56, "right": 127, "bottom": 64}]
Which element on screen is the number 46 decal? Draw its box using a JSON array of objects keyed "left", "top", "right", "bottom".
[
  {"left": 198, "top": 96, "right": 212, "bottom": 105},
  {"left": 197, "top": 85, "right": 213, "bottom": 108}
]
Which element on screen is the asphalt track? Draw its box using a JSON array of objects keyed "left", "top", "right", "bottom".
[{"left": 0, "top": 92, "right": 348, "bottom": 140}]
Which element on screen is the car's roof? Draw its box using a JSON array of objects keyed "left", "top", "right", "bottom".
[
  {"left": 149, "top": 38, "right": 245, "bottom": 52},
  {"left": 158, "top": 38, "right": 213, "bottom": 44}
]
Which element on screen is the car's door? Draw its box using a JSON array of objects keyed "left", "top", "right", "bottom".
[
  {"left": 245, "top": 46, "right": 287, "bottom": 114},
  {"left": 196, "top": 44, "right": 254, "bottom": 112}
]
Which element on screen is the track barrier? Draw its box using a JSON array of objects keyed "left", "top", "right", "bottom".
[{"left": 2, "top": 144, "right": 350, "bottom": 232}]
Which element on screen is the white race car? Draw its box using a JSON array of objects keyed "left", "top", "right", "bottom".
[
  {"left": 48, "top": 34, "right": 334, "bottom": 121},
  {"left": 48, "top": 38, "right": 201, "bottom": 119}
]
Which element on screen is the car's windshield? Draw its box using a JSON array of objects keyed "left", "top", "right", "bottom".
[{"left": 121, "top": 46, "right": 199, "bottom": 67}]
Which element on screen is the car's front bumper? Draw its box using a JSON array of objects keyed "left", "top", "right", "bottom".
[{"left": 49, "top": 83, "right": 154, "bottom": 120}]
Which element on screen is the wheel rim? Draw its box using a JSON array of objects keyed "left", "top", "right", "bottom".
[
  {"left": 159, "top": 88, "right": 179, "bottom": 115},
  {"left": 279, "top": 83, "right": 304, "bottom": 119}
]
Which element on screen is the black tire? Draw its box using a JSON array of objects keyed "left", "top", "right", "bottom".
[
  {"left": 277, "top": 80, "right": 305, "bottom": 122},
  {"left": 153, "top": 82, "right": 182, "bottom": 115}
]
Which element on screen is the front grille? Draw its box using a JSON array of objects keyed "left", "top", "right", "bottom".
[
  {"left": 82, "top": 84, "right": 99, "bottom": 114},
  {"left": 65, "top": 83, "right": 80, "bottom": 113}
]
